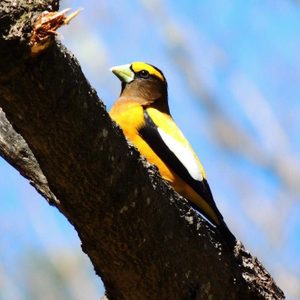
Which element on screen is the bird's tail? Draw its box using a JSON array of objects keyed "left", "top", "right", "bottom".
[{"left": 217, "top": 221, "right": 237, "bottom": 251}]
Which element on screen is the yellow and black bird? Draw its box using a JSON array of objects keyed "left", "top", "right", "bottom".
[{"left": 109, "top": 62, "right": 235, "bottom": 246}]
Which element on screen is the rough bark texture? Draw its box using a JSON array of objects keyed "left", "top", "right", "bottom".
[{"left": 0, "top": 1, "right": 285, "bottom": 299}]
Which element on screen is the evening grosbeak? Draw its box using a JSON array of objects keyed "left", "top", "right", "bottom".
[{"left": 109, "top": 62, "right": 235, "bottom": 246}]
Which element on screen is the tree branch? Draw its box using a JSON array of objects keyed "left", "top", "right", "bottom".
[{"left": 0, "top": 1, "right": 284, "bottom": 299}]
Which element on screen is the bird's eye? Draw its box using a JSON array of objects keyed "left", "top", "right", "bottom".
[{"left": 138, "top": 70, "right": 149, "bottom": 78}]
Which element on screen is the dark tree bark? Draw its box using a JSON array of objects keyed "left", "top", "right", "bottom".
[{"left": 0, "top": 1, "right": 285, "bottom": 299}]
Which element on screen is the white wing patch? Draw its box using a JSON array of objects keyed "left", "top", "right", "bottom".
[{"left": 157, "top": 128, "right": 203, "bottom": 182}]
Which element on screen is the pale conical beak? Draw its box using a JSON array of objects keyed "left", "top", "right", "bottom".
[{"left": 110, "top": 64, "right": 134, "bottom": 83}]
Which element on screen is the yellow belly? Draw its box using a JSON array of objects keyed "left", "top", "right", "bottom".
[{"left": 110, "top": 102, "right": 179, "bottom": 182}]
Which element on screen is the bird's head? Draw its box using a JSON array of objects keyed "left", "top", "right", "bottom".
[{"left": 110, "top": 62, "right": 169, "bottom": 112}]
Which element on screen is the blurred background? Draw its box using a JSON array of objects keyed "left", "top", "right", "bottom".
[{"left": 1, "top": 0, "right": 300, "bottom": 299}]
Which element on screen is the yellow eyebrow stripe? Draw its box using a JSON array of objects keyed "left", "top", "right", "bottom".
[{"left": 131, "top": 62, "right": 165, "bottom": 81}]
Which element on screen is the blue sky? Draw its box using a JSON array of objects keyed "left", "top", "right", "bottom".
[{"left": 1, "top": 1, "right": 300, "bottom": 299}]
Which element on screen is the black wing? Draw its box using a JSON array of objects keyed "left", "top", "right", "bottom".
[{"left": 139, "top": 109, "right": 224, "bottom": 225}]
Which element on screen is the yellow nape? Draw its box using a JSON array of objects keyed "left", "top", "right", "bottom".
[{"left": 131, "top": 62, "right": 165, "bottom": 82}]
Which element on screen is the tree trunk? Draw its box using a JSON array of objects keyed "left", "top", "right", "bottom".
[{"left": 0, "top": 1, "right": 285, "bottom": 299}]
